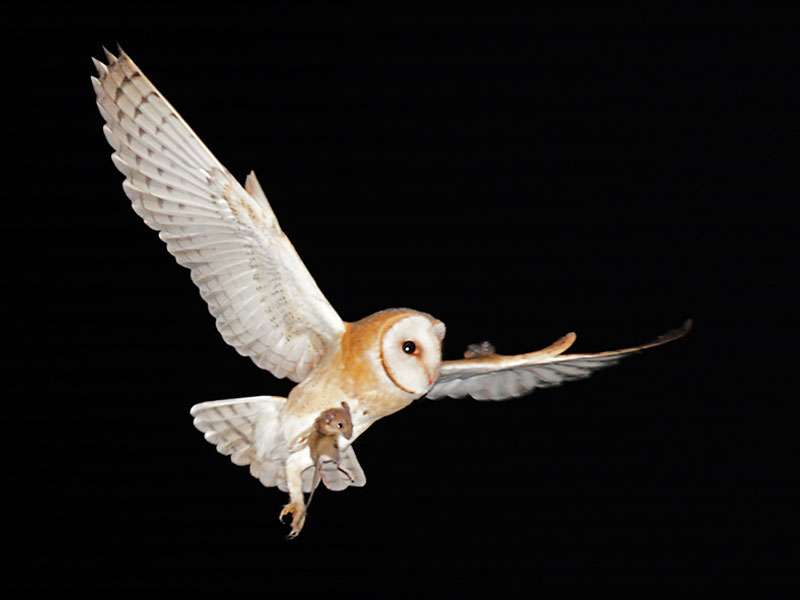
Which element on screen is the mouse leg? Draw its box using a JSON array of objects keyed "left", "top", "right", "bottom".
[{"left": 279, "top": 452, "right": 308, "bottom": 539}]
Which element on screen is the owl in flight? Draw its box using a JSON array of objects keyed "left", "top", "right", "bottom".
[{"left": 91, "top": 48, "right": 691, "bottom": 538}]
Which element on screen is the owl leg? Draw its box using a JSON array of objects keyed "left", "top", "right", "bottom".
[{"left": 279, "top": 452, "right": 307, "bottom": 539}]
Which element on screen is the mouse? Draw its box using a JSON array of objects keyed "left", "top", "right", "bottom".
[{"left": 306, "top": 401, "right": 354, "bottom": 507}]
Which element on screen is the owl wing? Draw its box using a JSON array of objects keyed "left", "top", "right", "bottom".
[
  {"left": 427, "top": 320, "right": 691, "bottom": 400},
  {"left": 91, "top": 48, "right": 344, "bottom": 381}
]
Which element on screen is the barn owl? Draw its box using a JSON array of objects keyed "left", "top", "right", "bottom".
[{"left": 90, "top": 48, "right": 691, "bottom": 538}]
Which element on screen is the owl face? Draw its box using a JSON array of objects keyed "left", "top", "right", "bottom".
[{"left": 380, "top": 314, "right": 446, "bottom": 395}]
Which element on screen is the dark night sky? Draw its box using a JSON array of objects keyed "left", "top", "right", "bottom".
[{"left": 5, "top": 8, "right": 797, "bottom": 589}]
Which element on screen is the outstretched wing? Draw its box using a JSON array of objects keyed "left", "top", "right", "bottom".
[
  {"left": 427, "top": 320, "right": 691, "bottom": 400},
  {"left": 91, "top": 48, "right": 344, "bottom": 381}
]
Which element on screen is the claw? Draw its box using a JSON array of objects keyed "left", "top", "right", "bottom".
[
  {"left": 279, "top": 501, "right": 307, "bottom": 538},
  {"left": 279, "top": 503, "right": 293, "bottom": 523}
]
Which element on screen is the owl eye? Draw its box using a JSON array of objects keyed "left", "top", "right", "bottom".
[{"left": 402, "top": 341, "right": 416, "bottom": 354}]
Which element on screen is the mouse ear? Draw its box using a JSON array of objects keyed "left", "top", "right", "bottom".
[{"left": 340, "top": 401, "right": 350, "bottom": 413}]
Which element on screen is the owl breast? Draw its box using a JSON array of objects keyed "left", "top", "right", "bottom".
[{"left": 282, "top": 309, "right": 440, "bottom": 444}]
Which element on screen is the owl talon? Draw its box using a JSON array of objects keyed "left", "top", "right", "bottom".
[{"left": 279, "top": 501, "right": 306, "bottom": 538}]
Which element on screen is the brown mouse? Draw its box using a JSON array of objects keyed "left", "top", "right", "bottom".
[{"left": 306, "top": 401, "right": 354, "bottom": 507}]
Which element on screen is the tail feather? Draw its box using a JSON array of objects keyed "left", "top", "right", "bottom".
[{"left": 191, "top": 396, "right": 287, "bottom": 471}]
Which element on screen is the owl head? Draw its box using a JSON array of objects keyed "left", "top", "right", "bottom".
[{"left": 344, "top": 309, "right": 447, "bottom": 398}]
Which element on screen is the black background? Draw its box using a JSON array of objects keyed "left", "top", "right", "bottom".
[{"left": 5, "top": 7, "right": 797, "bottom": 590}]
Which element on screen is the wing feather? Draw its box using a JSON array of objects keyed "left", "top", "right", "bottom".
[
  {"left": 191, "top": 396, "right": 295, "bottom": 486},
  {"left": 428, "top": 320, "right": 691, "bottom": 400},
  {"left": 92, "top": 50, "right": 345, "bottom": 381}
]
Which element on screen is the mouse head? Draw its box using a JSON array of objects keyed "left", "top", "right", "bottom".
[{"left": 315, "top": 401, "right": 353, "bottom": 439}]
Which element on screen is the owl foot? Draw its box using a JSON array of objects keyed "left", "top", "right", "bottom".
[{"left": 279, "top": 501, "right": 306, "bottom": 539}]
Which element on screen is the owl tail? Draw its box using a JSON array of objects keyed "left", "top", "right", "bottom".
[
  {"left": 190, "top": 396, "right": 290, "bottom": 489},
  {"left": 190, "top": 396, "right": 367, "bottom": 493}
]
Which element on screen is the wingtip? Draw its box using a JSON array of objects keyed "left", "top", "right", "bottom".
[
  {"left": 91, "top": 57, "right": 107, "bottom": 77},
  {"left": 90, "top": 75, "right": 103, "bottom": 96},
  {"left": 653, "top": 318, "right": 693, "bottom": 345},
  {"left": 101, "top": 45, "right": 117, "bottom": 63},
  {"left": 672, "top": 318, "right": 693, "bottom": 338}
]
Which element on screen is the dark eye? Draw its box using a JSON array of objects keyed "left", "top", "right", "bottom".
[
  {"left": 402, "top": 341, "right": 416, "bottom": 354},
  {"left": 337, "top": 423, "right": 343, "bottom": 429}
]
